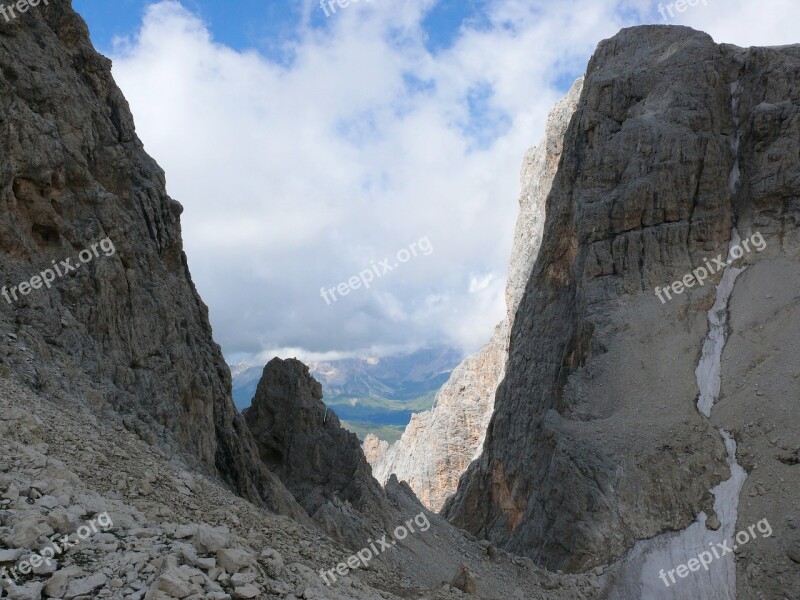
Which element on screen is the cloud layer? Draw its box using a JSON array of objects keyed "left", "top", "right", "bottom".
[{"left": 106, "top": 0, "right": 800, "bottom": 363}]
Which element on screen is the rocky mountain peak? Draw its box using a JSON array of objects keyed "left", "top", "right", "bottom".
[{"left": 443, "top": 25, "right": 800, "bottom": 599}]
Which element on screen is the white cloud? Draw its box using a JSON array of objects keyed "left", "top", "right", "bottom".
[
  {"left": 106, "top": 0, "right": 798, "bottom": 361},
  {"left": 654, "top": 0, "right": 800, "bottom": 45}
]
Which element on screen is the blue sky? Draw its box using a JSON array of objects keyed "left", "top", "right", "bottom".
[
  {"left": 76, "top": 0, "right": 498, "bottom": 71},
  {"left": 68, "top": 0, "right": 800, "bottom": 365},
  {"left": 75, "top": 0, "right": 302, "bottom": 54}
]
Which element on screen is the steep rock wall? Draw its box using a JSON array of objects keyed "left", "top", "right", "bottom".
[
  {"left": 0, "top": 1, "right": 304, "bottom": 520},
  {"left": 443, "top": 25, "right": 800, "bottom": 600}
]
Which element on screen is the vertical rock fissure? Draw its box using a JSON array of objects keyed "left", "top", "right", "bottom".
[
  {"left": 689, "top": 77, "right": 749, "bottom": 600},
  {"left": 604, "top": 77, "right": 749, "bottom": 600}
]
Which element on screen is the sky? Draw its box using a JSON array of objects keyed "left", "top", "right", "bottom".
[{"left": 71, "top": 0, "right": 800, "bottom": 366}]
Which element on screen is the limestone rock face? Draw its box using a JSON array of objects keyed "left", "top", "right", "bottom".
[
  {"left": 0, "top": 2, "right": 302, "bottom": 519},
  {"left": 368, "top": 78, "right": 584, "bottom": 512},
  {"left": 244, "top": 358, "right": 394, "bottom": 547},
  {"left": 362, "top": 433, "right": 389, "bottom": 467},
  {"left": 444, "top": 25, "right": 800, "bottom": 600},
  {"left": 369, "top": 323, "right": 506, "bottom": 512}
]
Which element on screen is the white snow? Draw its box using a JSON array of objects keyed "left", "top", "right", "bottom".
[{"left": 696, "top": 229, "right": 746, "bottom": 417}]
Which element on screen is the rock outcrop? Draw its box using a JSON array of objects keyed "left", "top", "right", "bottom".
[
  {"left": 0, "top": 1, "right": 302, "bottom": 519},
  {"left": 368, "top": 77, "right": 583, "bottom": 511},
  {"left": 444, "top": 25, "right": 800, "bottom": 600},
  {"left": 243, "top": 358, "right": 394, "bottom": 548}
]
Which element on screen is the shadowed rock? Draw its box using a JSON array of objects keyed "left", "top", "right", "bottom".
[{"left": 244, "top": 358, "right": 393, "bottom": 547}]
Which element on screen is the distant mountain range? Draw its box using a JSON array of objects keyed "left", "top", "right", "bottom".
[{"left": 229, "top": 346, "right": 462, "bottom": 442}]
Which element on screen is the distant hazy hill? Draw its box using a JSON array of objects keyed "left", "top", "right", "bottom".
[{"left": 229, "top": 347, "right": 462, "bottom": 441}]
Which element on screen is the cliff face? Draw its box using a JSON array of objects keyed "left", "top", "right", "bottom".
[
  {"left": 367, "top": 78, "right": 583, "bottom": 511},
  {"left": 0, "top": 1, "right": 303, "bottom": 519},
  {"left": 444, "top": 26, "right": 800, "bottom": 599}
]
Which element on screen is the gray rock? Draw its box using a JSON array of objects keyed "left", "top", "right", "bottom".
[
  {"left": 43, "top": 566, "right": 83, "bottom": 598},
  {"left": 0, "top": 0, "right": 305, "bottom": 524},
  {"left": 232, "top": 585, "right": 260, "bottom": 600},
  {"left": 451, "top": 565, "right": 477, "bottom": 593},
  {"left": 192, "top": 525, "right": 230, "bottom": 555},
  {"left": 243, "top": 358, "right": 394, "bottom": 545},
  {"left": 155, "top": 570, "right": 192, "bottom": 599},
  {"left": 216, "top": 549, "right": 254, "bottom": 574},
  {"left": 7, "top": 516, "right": 53, "bottom": 549},
  {"left": 260, "top": 548, "right": 284, "bottom": 579},
  {"left": 0, "top": 549, "right": 25, "bottom": 563},
  {"left": 5, "top": 581, "right": 44, "bottom": 600},
  {"left": 784, "top": 537, "right": 800, "bottom": 564},
  {"left": 65, "top": 573, "right": 107, "bottom": 599},
  {"left": 29, "top": 554, "right": 57, "bottom": 575}
]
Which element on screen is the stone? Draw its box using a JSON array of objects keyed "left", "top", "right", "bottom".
[
  {"left": 2, "top": 483, "right": 20, "bottom": 502},
  {"left": 5, "top": 582, "right": 45, "bottom": 600},
  {"left": 260, "top": 548, "right": 284, "bottom": 579},
  {"left": 784, "top": 537, "right": 800, "bottom": 564},
  {"left": 30, "top": 554, "right": 57, "bottom": 575},
  {"left": 130, "top": 528, "right": 159, "bottom": 538},
  {"left": 155, "top": 572, "right": 192, "bottom": 599},
  {"left": 174, "top": 525, "right": 196, "bottom": 539},
  {"left": 65, "top": 573, "right": 107, "bottom": 599},
  {"left": 8, "top": 516, "right": 53, "bottom": 549},
  {"left": 216, "top": 549, "right": 254, "bottom": 574},
  {"left": 232, "top": 585, "right": 260, "bottom": 599},
  {"left": 43, "top": 566, "right": 83, "bottom": 598},
  {"left": 192, "top": 525, "right": 230, "bottom": 555},
  {"left": 230, "top": 572, "right": 255, "bottom": 586},
  {"left": 451, "top": 565, "right": 477, "bottom": 594},
  {"left": 0, "top": 549, "right": 25, "bottom": 563}
]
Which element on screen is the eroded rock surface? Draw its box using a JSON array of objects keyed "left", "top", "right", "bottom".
[
  {"left": 0, "top": 0, "right": 301, "bottom": 520},
  {"left": 243, "top": 358, "right": 394, "bottom": 549},
  {"left": 444, "top": 25, "right": 800, "bottom": 600}
]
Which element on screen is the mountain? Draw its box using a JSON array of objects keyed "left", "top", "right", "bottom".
[
  {"left": 443, "top": 25, "right": 800, "bottom": 599},
  {"left": 0, "top": 6, "right": 596, "bottom": 598},
  {"left": 366, "top": 76, "right": 583, "bottom": 512},
  {"left": 0, "top": 0, "right": 303, "bottom": 521},
  {"left": 230, "top": 346, "right": 462, "bottom": 441},
  {"left": 1, "top": 6, "right": 797, "bottom": 599}
]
